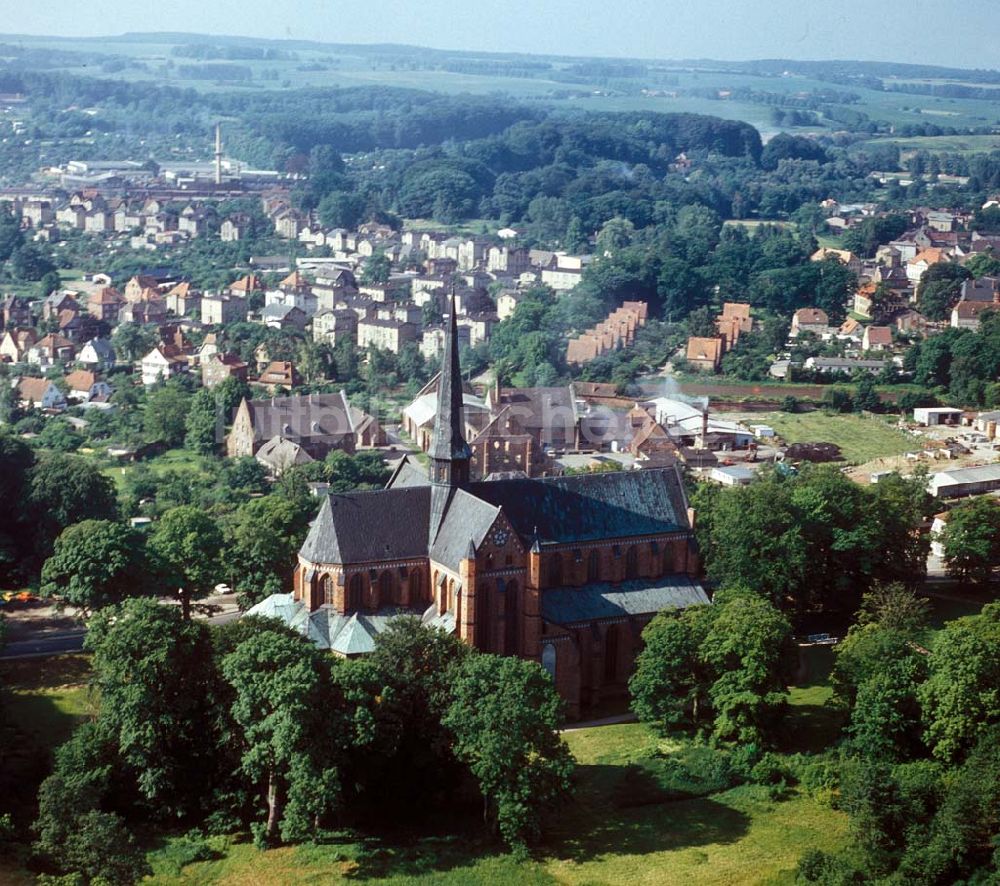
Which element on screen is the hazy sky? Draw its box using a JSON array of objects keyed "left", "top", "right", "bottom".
[{"left": 4, "top": 0, "right": 998, "bottom": 68}]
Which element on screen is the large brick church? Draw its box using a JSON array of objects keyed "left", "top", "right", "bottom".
[{"left": 251, "top": 301, "right": 708, "bottom": 718}]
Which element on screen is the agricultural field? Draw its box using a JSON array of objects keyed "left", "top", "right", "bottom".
[
  {"left": 8, "top": 33, "right": 1000, "bottom": 138},
  {"left": 855, "top": 133, "right": 1000, "bottom": 155}
]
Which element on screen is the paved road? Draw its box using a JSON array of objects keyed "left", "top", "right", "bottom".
[
  {"left": 1, "top": 628, "right": 88, "bottom": 659},
  {"left": 0, "top": 607, "right": 242, "bottom": 660}
]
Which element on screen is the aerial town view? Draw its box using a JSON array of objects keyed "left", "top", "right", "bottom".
[{"left": 2, "top": 1, "right": 1000, "bottom": 883}]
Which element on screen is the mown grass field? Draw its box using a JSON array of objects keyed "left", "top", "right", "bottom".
[{"left": 762, "top": 411, "right": 914, "bottom": 464}]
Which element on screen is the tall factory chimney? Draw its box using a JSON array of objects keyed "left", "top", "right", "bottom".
[{"left": 214, "top": 123, "right": 223, "bottom": 186}]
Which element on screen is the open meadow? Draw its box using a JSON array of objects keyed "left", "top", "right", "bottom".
[{"left": 754, "top": 411, "right": 914, "bottom": 465}]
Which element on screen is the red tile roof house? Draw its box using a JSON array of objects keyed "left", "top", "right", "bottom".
[
  {"left": 862, "top": 325, "right": 893, "bottom": 351},
  {"left": 685, "top": 336, "right": 723, "bottom": 372}
]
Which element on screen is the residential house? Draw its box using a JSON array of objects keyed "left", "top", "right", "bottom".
[
  {"left": 178, "top": 205, "right": 216, "bottom": 238},
  {"left": 261, "top": 303, "right": 308, "bottom": 332},
  {"left": 140, "top": 344, "right": 188, "bottom": 386},
  {"left": 21, "top": 199, "right": 53, "bottom": 227},
  {"left": 358, "top": 277, "right": 411, "bottom": 303},
  {"left": 810, "top": 247, "right": 862, "bottom": 276},
  {"left": 124, "top": 275, "right": 161, "bottom": 303},
  {"left": 27, "top": 333, "right": 75, "bottom": 367},
  {"left": 41, "top": 291, "right": 79, "bottom": 321},
  {"left": 862, "top": 325, "right": 893, "bottom": 351},
  {"left": 567, "top": 302, "right": 647, "bottom": 365},
  {"left": 64, "top": 369, "right": 112, "bottom": 403},
  {"left": 56, "top": 204, "right": 86, "bottom": 230},
  {"left": 487, "top": 245, "right": 531, "bottom": 275},
  {"left": 716, "top": 302, "right": 752, "bottom": 349},
  {"left": 228, "top": 274, "right": 266, "bottom": 298},
  {"left": 265, "top": 271, "right": 317, "bottom": 316},
  {"left": 16, "top": 377, "right": 66, "bottom": 410},
  {"left": 791, "top": 307, "right": 830, "bottom": 336},
  {"left": 495, "top": 289, "right": 526, "bottom": 321},
  {"left": 119, "top": 298, "right": 167, "bottom": 325},
  {"left": 951, "top": 301, "right": 996, "bottom": 330},
  {"left": 201, "top": 293, "right": 247, "bottom": 326},
  {"left": 83, "top": 210, "right": 112, "bottom": 234},
  {"left": 57, "top": 309, "right": 93, "bottom": 343},
  {"left": 202, "top": 352, "right": 249, "bottom": 388},
  {"left": 112, "top": 203, "right": 143, "bottom": 232},
  {"left": 77, "top": 338, "right": 116, "bottom": 370},
  {"left": 221, "top": 215, "right": 250, "bottom": 242},
  {"left": 1, "top": 295, "right": 32, "bottom": 330},
  {"left": 273, "top": 208, "right": 307, "bottom": 239},
  {"left": 906, "top": 248, "right": 949, "bottom": 285},
  {"left": 685, "top": 336, "right": 723, "bottom": 372},
  {"left": 87, "top": 287, "right": 125, "bottom": 324},
  {"left": 421, "top": 324, "right": 471, "bottom": 363},
  {"left": 0, "top": 328, "right": 36, "bottom": 363},
  {"left": 540, "top": 253, "right": 592, "bottom": 290},
  {"left": 959, "top": 276, "right": 1000, "bottom": 303},
  {"left": 313, "top": 308, "right": 358, "bottom": 346},
  {"left": 403, "top": 374, "right": 490, "bottom": 451},
  {"left": 253, "top": 360, "right": 303, "bottom": 392},
  {"left": 254, "top": 436, "right": 315, "bottom": 476},
  {"left": 227, "top": 391, "right": 379, "bottom": 459},
  {"left": 926, "top": 210, "right": 956, "bottom": 233},
  {"left": 457, "top": 311, "right": 497, "bottom": 349},
  {"left": 357, "top": 317, "right": 417, "bottom": 353},
  {"left": 164, "top": 282, "right": 201, "bottom": 317}
]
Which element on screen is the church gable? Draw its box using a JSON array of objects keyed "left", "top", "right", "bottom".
[{"left": 475, "top": 511, "right": 524, "bottom": 572}]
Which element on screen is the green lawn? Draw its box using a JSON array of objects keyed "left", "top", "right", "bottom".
[
  {"left": 763, "top": 411, "right": 913, "bottom": 464},
  {"left": 0, "top": 654, "right": 93, "bottom": 755}
]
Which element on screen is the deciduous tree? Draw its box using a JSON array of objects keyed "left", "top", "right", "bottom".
[
  {"left": 147, "top": 505, "right": 223, "bottom": 618},
  {"left": 40, "top": 520, "right": 148, "bottom": 616},
  {"left": 444, "top": 653, "right": 574, "bottom": 851}
]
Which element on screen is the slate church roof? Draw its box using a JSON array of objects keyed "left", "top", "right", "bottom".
[
  {"left": 468, "top": 467, "right": 690, "bottom": 545},
  {"left": 300, "top": 488, "right": 431, "bottom": 564},
  {"left": 542, "top": 576, "right": 709, "bottom": 625}
]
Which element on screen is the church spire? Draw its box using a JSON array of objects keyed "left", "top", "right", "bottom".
[{"left": 428, "top": 293, "right": 471, "bottom": 487}]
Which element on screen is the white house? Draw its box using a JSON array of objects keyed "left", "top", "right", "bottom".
[
  {"left": 77, "top": 338, "right": 116, "bottom": 370},
  {"left": 140, "top": 345, "right": 188, "bottom": 386}
]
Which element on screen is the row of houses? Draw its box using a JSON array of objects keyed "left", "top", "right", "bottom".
[{"left": 685, "top": 303, "right": 755, "bottom": 372}]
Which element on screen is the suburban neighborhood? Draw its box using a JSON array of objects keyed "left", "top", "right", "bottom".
[{"left": 1, "top": 14, "right": 1000, "bottom": 886}]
